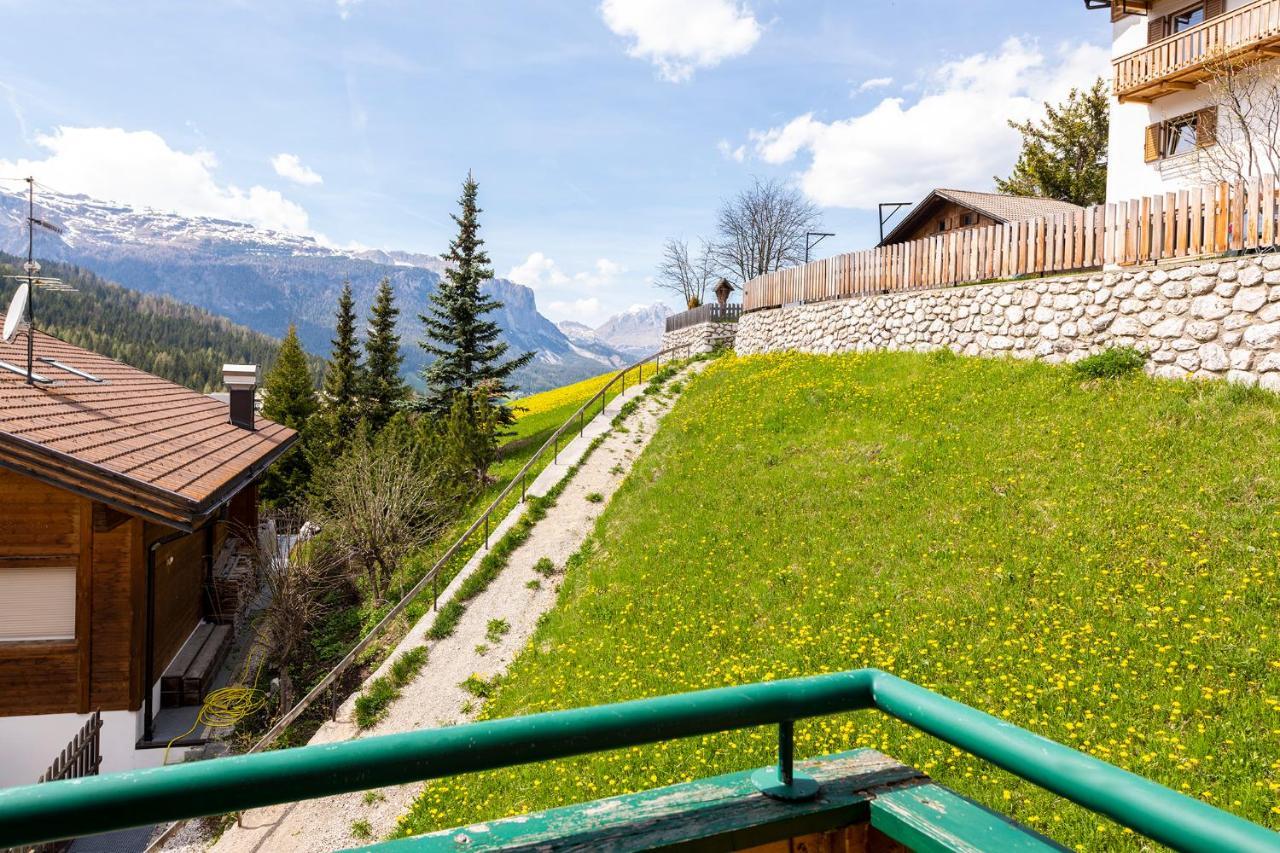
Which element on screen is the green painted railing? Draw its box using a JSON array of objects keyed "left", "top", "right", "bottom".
[{"left": 0, "top": 669, "right": 1276, "bottom": 852}]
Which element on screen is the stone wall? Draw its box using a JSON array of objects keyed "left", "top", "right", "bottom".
[
  {"left": 735, "top": 255, "right": 1280, "bottom": 389},
  {"left": 661, "top": 320, "right": 738, "bottom": 356}
]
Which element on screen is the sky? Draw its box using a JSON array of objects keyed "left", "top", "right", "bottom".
[{"left": 0, "top": 1, "right": 1111, "bottom": 325}]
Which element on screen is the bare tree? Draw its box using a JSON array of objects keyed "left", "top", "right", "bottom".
[
  {"left": 655, "top": 238, "right": 719, "bottom": 308},
  {"left": 712, "top": 177, "right": 822, "bottom": 286},
  {"left": 243, "top": 512, "right": 342, "bottom": 710},
  {"left": 311, "top": 431, "right": 448, "bottom": 604},
  {"left": 1196, "top": 53, "right": 1280, "bottom": 186}
]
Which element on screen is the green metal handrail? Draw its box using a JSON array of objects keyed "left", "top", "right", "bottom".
[{"left": 0, "top": 669, "right": 1276, "bottom": 851}]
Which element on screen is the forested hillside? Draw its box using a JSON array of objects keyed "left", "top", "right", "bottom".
[{"left": 0, "top": 253, "right": 324, "bottom": 392}]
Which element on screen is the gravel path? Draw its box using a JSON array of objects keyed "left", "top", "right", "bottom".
[{"left": 172, "top": 364, "right": 701, "bottom": 853}]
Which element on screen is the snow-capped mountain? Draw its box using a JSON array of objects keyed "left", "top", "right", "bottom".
[
  {"left": 592, "top": 303, "right": 674, "bottom": 357},
  {"left": 0, "top": 187, "right": 628, "bottom": 393}
]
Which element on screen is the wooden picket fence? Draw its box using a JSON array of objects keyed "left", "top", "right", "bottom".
[{"left": 743, "top": 178, "right": 1280, "bottom": 312}]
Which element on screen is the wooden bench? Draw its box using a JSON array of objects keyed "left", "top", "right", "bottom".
[{"left": 160, "top": 623, "right": 231, "bottom": 708}]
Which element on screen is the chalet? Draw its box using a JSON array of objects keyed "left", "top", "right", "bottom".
[
  {"left": 877, "top": 189, "right": 1087, "bottom": 247},
  {"left": 1092, "top": 0, "right": 1280, "bottom": 200},
  {"left": 0, "top": 326, "right": 295, "bottom": 788}
]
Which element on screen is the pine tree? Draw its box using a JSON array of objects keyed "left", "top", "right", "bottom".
[
  {"left": 323, "top": 280, "right": 364, "bottom": 432},
  {"left": 995, "top": 78, "right": 1109, "bottom": 207},
  {"left": 417, "top": 173, "right": 532, "bottom": 418},
  {"left": 260, "top": 324, "right": 318, "bottom": 506},
  {"left": 364, "top": 277, "right": 408, "bottom": 430}
]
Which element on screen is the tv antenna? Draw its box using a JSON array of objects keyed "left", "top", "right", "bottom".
[{"left": 1, "top": 177, "right": 72, "bottom": 384}]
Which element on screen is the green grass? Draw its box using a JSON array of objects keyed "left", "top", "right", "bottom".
[
  {"left": 399, "top": 351, "right": 1280, "bottom": 850},
  {"left": 352, "top": 646, "right": 429, "bottom": 730}
]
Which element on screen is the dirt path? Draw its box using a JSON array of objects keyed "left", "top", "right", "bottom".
[{"left": 177, "top": 363, "right": 702, "bottom": 853}]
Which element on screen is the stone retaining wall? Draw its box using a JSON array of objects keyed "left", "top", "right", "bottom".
[
  {"left": 661, "top": 320, "right": 738, "bottom": 356},
  {"left": 735, "top": 255, "right": 1280, "bottom": 389}
]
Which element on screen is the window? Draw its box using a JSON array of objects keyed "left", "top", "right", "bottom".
[
  {"left": 1144, "top": 108, "right": 1217, "bottom": 163},
  {"left": 960, "top": 213, "right": 976, "bottom": 227},
  {"left": 936, "top": 219, "right": 947, "bottom": 233},
  {"left": 0, "top": 565, "right": 76, "bottom": 641},
  {"left": 1162, "top": 114, "right": 1199, "bottom": 158},
  {"left": 1171, "top": 4, "right": 1205, "bottom": 33}
]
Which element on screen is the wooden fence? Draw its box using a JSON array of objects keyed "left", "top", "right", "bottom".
[
  {"left": 38, "top": 711, "right": 102, "bottom": 784},
  {"left": 664, "top": 303, "right": 742, "bottom": 333},
  {"left": 744, "top": 179, "right": 1280, "bottom": 312}
]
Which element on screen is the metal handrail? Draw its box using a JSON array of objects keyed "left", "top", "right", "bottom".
[
  {"left": 243, "top": 342, "right": 694, "bottom": 754},
  {"left": 2, "top": 669, "right": 1275, "bottom": 851}
]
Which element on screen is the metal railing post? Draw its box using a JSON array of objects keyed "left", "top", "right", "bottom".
[{"left": 484, "top": 513, "right": 489, "bottom": 549}]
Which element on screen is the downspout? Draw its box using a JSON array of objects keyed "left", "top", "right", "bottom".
[{"left": 144, "top": 529, "right": 187, "bottom": 744}]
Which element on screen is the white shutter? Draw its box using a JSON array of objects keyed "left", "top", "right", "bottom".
[{"left": 0, "top": 566, "right": 76, "bottom": 641}]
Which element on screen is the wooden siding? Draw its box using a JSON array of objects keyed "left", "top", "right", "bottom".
[
  {"left": 148, "top": 524, "right": 207, "bottom": 682},
  {"left": 893, "top": 199, "right": 999, "bottom": 243},
  {"left": 744, "top": 179, "right": 1280, "bottom": 312},
  {"left": 90, "top": 515, "right": 144, "bottom": 712}
]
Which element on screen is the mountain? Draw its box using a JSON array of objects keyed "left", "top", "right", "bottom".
[
  {"left": 0, "top": 253, "right": 325, "bottom": 392},
  {"left": 592, "top": 303, "right": 674, "bottom": 357},
  {"left": 0, "top": 188, "right": 630, "bottom": 394}
]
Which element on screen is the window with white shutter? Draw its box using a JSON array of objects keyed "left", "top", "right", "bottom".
[{"left": 0, "top": 565, "right": 76, "bottom": 641}]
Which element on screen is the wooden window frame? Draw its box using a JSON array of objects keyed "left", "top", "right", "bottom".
[{"left": 1145, "top": 107, "right": 1218, "bottom": 163}]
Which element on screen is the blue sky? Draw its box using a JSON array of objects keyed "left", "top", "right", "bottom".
[{"left": 0, "top": 1, "right": 1110, "bottom": 324}]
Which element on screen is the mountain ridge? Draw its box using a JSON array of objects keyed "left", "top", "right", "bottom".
[{"left": 0, "top": 187, "right": 631, "bottom": 393}]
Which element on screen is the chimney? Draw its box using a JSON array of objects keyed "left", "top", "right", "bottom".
[{"left": 223, "top": 364, "right": 258, "bottom": 430}]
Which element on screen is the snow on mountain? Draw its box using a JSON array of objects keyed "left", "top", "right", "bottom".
[
  {"left": 0, "top": 186, "right": 624, "bottom": 393},
  {"left": 593, "top": 303, "right": 674, "bottom": 357}
]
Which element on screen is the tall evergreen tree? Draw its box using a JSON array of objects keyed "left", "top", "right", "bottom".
[
  {"left": 260, "top": 324, "right": 318, "bottom": 506},
  {"left": 417, "top": 174, "right": 532, "bottom": 418},
  {"left": 995, "top": 78, "right": 1109, "bottom": 207},
  {"left": 323, "top": 280, "right": 364, "bottom": 432},
  {"left": 364, "top": 277, "right": 408, "bottom": 430}
]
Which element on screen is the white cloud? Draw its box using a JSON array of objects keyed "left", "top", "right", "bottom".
[
  {"left": 271, "top": 152, "right": 323, "bottom": 186},
  {"left": 506, "top": 252, "right": 625, "bottom": 291},
  {"left": 600, "top": 0, "right": 761, "bottom": 82},
  {"left": 0, "top": 126, "right": 313, "bottom": 233},
  {"left": 746, "top": 38, "right": 1109, "bottom": 208},
  {"left": 717, "top": 139, "right": 746, "bottom": 162},
  {"left": 856, "top": 76, "right": 893, "bottom": 93},
  {"left": 547, "top": 297, "right": 605, "bottom": 324},
  {"left": 337, "top": 0, "right": 362, "bottom": 20}
]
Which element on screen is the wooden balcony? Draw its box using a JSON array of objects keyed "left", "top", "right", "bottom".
[{"left": 1114, "top": 0, "right": 1280, "bottom": 103}]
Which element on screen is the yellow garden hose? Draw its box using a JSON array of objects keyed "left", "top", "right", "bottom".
[{"left": 163, "top": 632, "right": 269, "bottom": 765}]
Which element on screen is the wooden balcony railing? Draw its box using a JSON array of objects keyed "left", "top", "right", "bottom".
[{"left": 1114, "top": 0, "right": 1280, "bottom": 103}]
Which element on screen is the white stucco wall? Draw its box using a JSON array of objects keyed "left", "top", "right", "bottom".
[
  {"left": 0, "top": 709, "right": 177, "bottom": 789},
  {"left": 1107, "top": 0, "right": 1274, "bottom": 202}
]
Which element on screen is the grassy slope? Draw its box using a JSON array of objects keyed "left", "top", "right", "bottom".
[{"left": 400, "top": 351, "right": 1280, "bottom": 850}]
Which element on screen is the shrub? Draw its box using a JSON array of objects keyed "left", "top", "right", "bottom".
[
  {"left": 533, "top": 557, "right": 557, "bottom": 577},
  {"left": 585, "top": 492, "right": 605, "bottom": 503},
  {"left": 1072, "top": 346, "right": 1146, "bottom": 380},
  {"left": 350, "top": 820, "right": 372, "bottom": 840}
]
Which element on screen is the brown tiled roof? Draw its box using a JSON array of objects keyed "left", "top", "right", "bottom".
[
  {"left": 880, "top": 189, "right": 1087, "bottom": 246},
  {"left": 0, "top": 320, "right": 296, "bottom": 529}
]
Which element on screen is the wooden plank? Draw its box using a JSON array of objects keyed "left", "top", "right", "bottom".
[
  {"left": 1216, "top": 182, "right": 1230, "bottom": 252},
  {"left": 1083, "top": 206, "right": 1096, "bottom": 267},
  {"left": 1164, "top": 192, "right": 1177, "bottom": 258},
  {"left": 162, "top": 621, "right": 213, "bottom": 707},
  {"left": 1137, "top": 196, "right": 1151, "bottom": 263},
  {"left": 183, "top": 623, "right": 230, "bottom": 706},
  {"left": 1189, "top": 186, "right": 1202, "bottom": 256},
  {"left": 1247, "top": 176, "right": 1261, "bottom": 249},
  {"left": 1232, "top": 179, "right": 1246, "bottom": 250},
  {"left": 387, "top": 750, "right": 926, "bottom": 853},
  {"left": 871, "top": 784, "right": 1068, "bottom": 853},
  {"left": 1264, "top": 173, "right": 1277, "bottom": 249},
  {"left": 1174, "top": 190, "right": 1187, "bottom": 258},
  {"left": 1103, "top": 203, "right": 1115, "bottom": 266}
]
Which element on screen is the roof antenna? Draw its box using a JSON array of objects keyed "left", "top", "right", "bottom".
[{"left": 1, "top": 177, "right": 72, "bottom": 384}]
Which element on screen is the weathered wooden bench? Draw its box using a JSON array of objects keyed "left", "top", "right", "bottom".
[{"left": 160, "top": 623, "right": 231, "bottom": 708}]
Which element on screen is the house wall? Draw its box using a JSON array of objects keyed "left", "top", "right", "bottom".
[
  {"left": 0, "top": 708, "right": 182, "bottom": 788},
  {"left": 147, "top": 523, "right": 207, "bottom": 680},
  {"left": 1108, "top": 0, "right": 1271, "bottom": 202},
  {"left": 736, "top": 255, "right": 1280, "bottom": 387},
  {"left": 893, "top": 201, "right": 999, "bottom": 243}
]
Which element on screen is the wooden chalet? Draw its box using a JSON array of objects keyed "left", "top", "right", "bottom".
[
  {"left": 0, "top": 325, "right": 295, "bottom": 785},
  {"left": 879, "top": 189, "right": 1086, "bottom": 247}
]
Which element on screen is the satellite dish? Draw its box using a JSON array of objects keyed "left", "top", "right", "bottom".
[{"left": 3, "top": 283, "right": 29, "bottom": 343}]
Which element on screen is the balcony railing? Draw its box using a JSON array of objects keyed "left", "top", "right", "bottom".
[
  {"left": 1114, "top": 0, "right": 1280, "bottom": 103},
  {"left": 0, "top": 669, "right": 1277, "bottom": 851}
]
